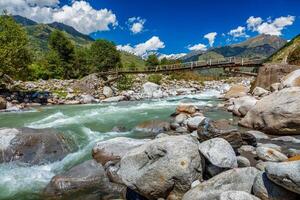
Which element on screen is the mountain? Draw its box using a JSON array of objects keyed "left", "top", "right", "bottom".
[
  {"left": 182, "top": 34, "right": 287, "bottom": 62},
  {"left": 267, "top": 34, "right": 300, "bottom": 65},
  {"left": 12, "top": 15, "right": 145, "bottom": 68}
]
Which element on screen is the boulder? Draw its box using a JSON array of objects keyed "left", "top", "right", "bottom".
[
  {"left": 0, "top": 97, "right": 6, "bottom": 110},
  {"left": 103, "top": 86, "right": 114, "bottom": 98},
  {"left": 80, "top": 94, "right": 96, "bottom": 104},
  {"left": 256, "top": 147, "right": 288, "bottom": 162},
  {"left": 239, "top": 87, "right": 300, "bottom": 135},
  {"left": 134, "top": 120, "right": 170, "bottom": 135},
  {"left": 176, "top": 104, "right": 198, "bottom": 115},
  {"left": 175, "top": 113, "right": 188, "bottom": 124},
  {"left": 231, "top": 96, "right": 257, "bottom": 116},
  {"left": 182, "top": 167, "right": 260, "bottom": 200},
  {"left": 0, "top": 128, "right": 75, "bottom": 165},
  {"left": 246, "top": 130, "right": 269, "bottom": 140},
  {"left": 220, "top": 191, "right": 260, "bottom": 200},
  {"left": 223, "top": 84, "right": 249, "bottom": 99},
  {"left": 118, "top": 135, "right": 203, "bottom": 200},
  {"left": 237, "top": 156, "right": 251, "bottom": 167},
  {"left": 252, "top": 87, "right": 269, "bottom": 97},
  {"left": 281, "top": 69, "right": 300, "bottom": 88},
  {"left": 257, "top": 143, "right": 281, "bottom": 152},
  {"left": 253, "top": 172, "right": 299, "bottom": 200},
  {"left": 270, "top": 83, "right": 281, "bottom": 92},
  {"left": 143, "top": 82, "right": 162, "bottom": 98},
  {"left": 92, "top": 137, "right": 149, "bottom": 166},
  {"left": 271, "top": 136, "right": 300, "bottom": 143},
  {"left": 266, "top": 161, "right": 300, "bottom": 194},
  {"left": 199, "top": 138, "right": 237, "bottom": 168},
  {"left": 102, "top": 96, "right": 125, "bottom": 103},
  {"left": 187, "top": 116, "right": 206, "bottom": 131},
  {"left": 43, "top": 160, "right": 125, "bottom": 200}
]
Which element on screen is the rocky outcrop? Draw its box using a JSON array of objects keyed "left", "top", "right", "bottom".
[
  {"left": 223, "top": 84, "right": 249, "bottom": 99},
  {"left": 118, "top": 135, "right": 203, "bottom": 200},
  {"left": 266, "top": 161, "right": 300, "bottom": 194},
  {"left": 239, "top": 87, "right": 300, "bottom": 135},
  {"left": 92, "top": 137, "right": 149, "bottom": 166},
  {"left": 254, "top": 64, "right": 300, "bottom": 89},
  {"left": 43, "top": 160, "right": 125, "bottom": 200},
  {"left": 182, "top": 167, "right": 260, "bottom": 200},
  {"left": 0, "top": 128, "right": 75, "bottom": 165}
]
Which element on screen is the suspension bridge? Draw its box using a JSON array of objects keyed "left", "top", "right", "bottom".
[{"left": 99, "top": 58, "right": 264, "bottom": 76}]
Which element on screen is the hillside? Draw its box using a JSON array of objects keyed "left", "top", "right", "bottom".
[
  {"left": 13, "top": 15, "right": 145, "bottom": 69},
  {"left": 267, "top": 34, "right": 300, "bottom": 65},
  {"left": 182, "top": 34, "right": 286, "bottom": 62}
]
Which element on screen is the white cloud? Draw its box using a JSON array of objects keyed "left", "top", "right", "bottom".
[
  {"left": 159, "top": 53, "right": 187, "bottom": 60},
  {"left": 0, "top": 0, "right": 118, "bottom": 34},
  {"left": 117, "top": 36, "right": 165, "bottom": 57},
  {"left": 127, "top": 17, "right": 146, "bottom": 34},
  {"left": 246, "top": 15, "right": 295, "bottom": 36},
  {"left": 188, "top": 43, "right": 207, "bottom": 51},
  {"left": 204, "top": 32, "right": 217, "bottom": 47},
  {"left": 228, "top": 26, "right": 248, "bottom": 38}
]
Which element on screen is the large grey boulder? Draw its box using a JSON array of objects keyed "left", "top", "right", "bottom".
[
  {"left": 281, "top": 69, "right": 300, "bottom": 88},
  {"left": 182, "top": 167, "right": 260, "bottom": 200},
  {"left": 80, "top": 94, "right": 97, "bottom": 104},
  {"left": 143, "top": 82, "right": 162, "bottom": 98},
  {"left": 118, "top": 135, "right": 203, "bottom": 200},
  {"left": 247, "top": 130, "right": 269, "bottom": 140},
  {"left": 256, "top": 147, "right": 288, "bottom": 162},
  {"left": 239, "top": 87, "right": 300, "bottom": 135},
  {"left": 266, "top": 161, "right": 300, "bottom": 194},
  {"left": 92, "top": 137, "right": 149, "bottom": 166},
  {"left": 0, "top": 96, "right": 6, "bottom": 110},
  {"left": 199, "top": 138, "right": 237, "bottom": 168},
  {"left": 103, "top": 86, "right": 114, "bottom": 98},
  {"left": 0, "top": 128, "right": 75, "bottom": 165},
  {"left": 43, "top": 160, "right": 125, "bottom": 200},
  {"left": 187, "top": 116, "right": 206, "bottom": 131},
  {"left": 231, "top": 96, "right": 257, "bottom": 117},
  {"left": 253, "top": 172, "right": 299, "bottom": 200},
  {"left": 220, "top": 191, "right": 260, "bottom": 200},
  {"left": 252, "top": 87, "right": 269, "bottom": 97}
]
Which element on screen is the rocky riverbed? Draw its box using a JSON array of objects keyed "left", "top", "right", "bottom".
[{"left": 0, "top": 70, "right": 300, "bottom": 200}]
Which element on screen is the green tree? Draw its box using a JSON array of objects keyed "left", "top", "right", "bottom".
[
  {"left": 48, "top": 30, "right": 75, "bottom": 78},
  {"left": 0, "top": 13, "right": 32, "bottom": 79},
  {"left": 72, "top": 47, "right": 91, "bottom": 78},
  {"left": 89, "top": 39, "right": 121, "bottom": 72},
  {"left": 146, "top": 54, "right": 160, "bottom": 66},
  {"left": 160, "top": 57, "right": 169, "bottom": 65},
  {"left": 288, "top": 46, "right": 300, "bottom": 66}
]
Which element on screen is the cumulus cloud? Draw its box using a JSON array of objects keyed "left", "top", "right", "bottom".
[
  {"left": 228, "top": 26, "right": 248, "bottom": 38},
  {"left": 188, "top": 43, "right": 207, "bottom": 51},
  {"left": 159, "top": 53, "right": 187, "bottom": 60},
  {"left": 204, "top": 32, "right": 217, "bottom": 47},
  {"left": 117, "top": 36, "right": 165, "bottom": 57},
  {"left": 127, "top": 17, "right": 146, "bottom": 34},
  {"left": 0, "top": 0, "right": 118, "bottom": 34},
  {"left": 246, "top": 15, "right": 295, "bottom": 36}
]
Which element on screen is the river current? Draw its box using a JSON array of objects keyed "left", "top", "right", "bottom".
[{"left": 0, "top": 89, "right": 233, "bottom": 199}]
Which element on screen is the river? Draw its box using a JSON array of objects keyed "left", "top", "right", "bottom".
[{"left": 0, "top": 89, "right": 233, "bottom": 199}]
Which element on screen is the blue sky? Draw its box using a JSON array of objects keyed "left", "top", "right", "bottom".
[{"left": 1, "top": 0, "right": 300, "bottom": 57}]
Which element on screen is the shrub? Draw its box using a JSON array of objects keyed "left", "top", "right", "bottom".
[
  {"left": 148, "top": 74, "right": 163, "bottom": 85},
  {"left": 117, "top": 75, "right": 134, "bottom": 90}
]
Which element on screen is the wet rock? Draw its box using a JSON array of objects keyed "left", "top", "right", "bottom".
[
  {"left": 0, "top": 128, "right": 75, "bottom": 165},
  {"left": 231, "top": 96, "right": 257, "bottom": 117},
  {"left": 134, "top": 120, "right": 170, "bottom": 135},
  {"left": 118, "top": 135, "right": 202, "bottom": 200},
  {"left": 281, "top": 69, "right": 300, "bottom": 88},
  {"left": 237, "top": 156, "right": 251, "bottom": 167},
  {"left": 266, "top": 160, "right": 300, "bottom": 194},
  {"left": 175, "top": 113, "right": 188, "bottom": 124},
  {"left": 187, "top": 116, "right": 206, "bottom": 131},
  {"left": 247, "top": 130, "right": 269, "bottom": 140},
  {"left": 239, "top": 87, "right": 300, "bottom": 135},
  {"left": 103, "top": 86, "right": 113, "bottom": 98},
  {"left": 271, "top": 136, "right": 300, "bottom": 143},
  {"left": 182, "top": 167, "right": 260, "bottom": 200},
  {"left": 223, "top": 84, "right": 249, "bottom": 99},
  {"left": 252, "top": 87, "right": 269, "bottom": 97},
  {"left": 102, "top": 96, "right": 125, "bottom": 103},
  {"left": 80, "top": 94, "right": 96, "bottom": 104},
  {"left": 176, "top": 104, "right": 198, "bottom": 115},
  {"left": 43, "top": 160, "right": 125, "bottom": 200},
  {"left": 111, "top": 126, "right": 126, "bottom": 132},
  {"left": 257, "top": 143, "right": 281, "bottom": 152},
  {"left": 0, "top": 97, "right": 6, "bottom": 110},
  {"left": 256, "top": 147, "right": 288, "bottom": 162},
  {"left": 220, "top": 191, "right": 260, "bottom": 200},
  {"left": 143, "top": 82, "right": 162, "bottom": 98},
  {"left": 92, "top": 137, "right": 149, "bottom": 166},
  {"left": 199, "top": 138, "right": 237, "bottom": 168},
  {"left": 287, "top": 148, "right": 300, "bottom": 157},
  {"left": 253, "top": 172, "right": 299, "bottom": 200}
]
